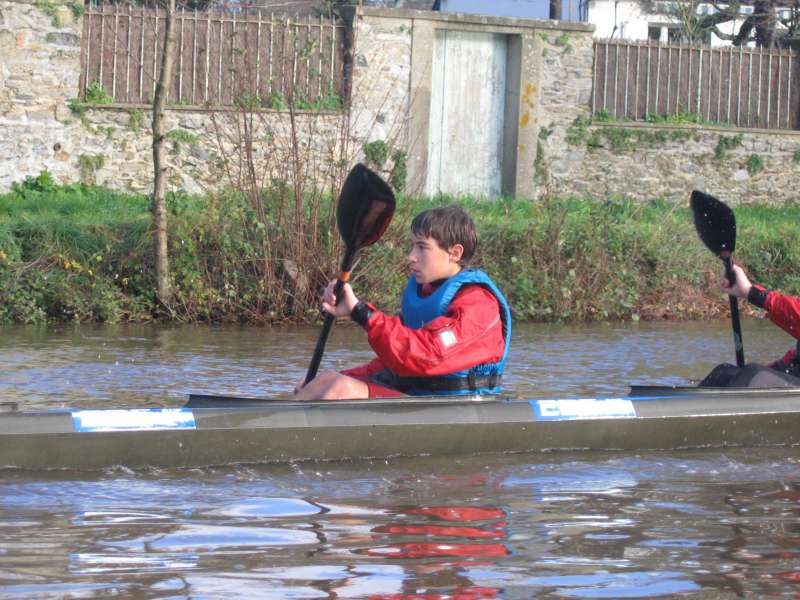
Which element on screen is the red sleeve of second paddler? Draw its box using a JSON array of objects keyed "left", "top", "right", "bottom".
[
  {"left": 771, "top": 347, "right": 798, "bottom": 369},
  {"left": 360, "top": 285, "right": 505, "bottom": 377},
  {"left": 763, "top": 290, "right": 800, "bottom": 341}
]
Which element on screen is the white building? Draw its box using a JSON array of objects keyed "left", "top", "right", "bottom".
[
  {"left": 432, "top": 0, "right": 792, "bottom": 46},
  {"left": 586, "top": 0, "right": 794, "bottom": 45}
]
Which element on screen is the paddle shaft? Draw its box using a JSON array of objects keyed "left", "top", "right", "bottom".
[
  {"left": 304, "top": 248, "right": 358, "bottom": 384},
  {"left": 723, "top": 255, "right": 745, "bottom": 368}
]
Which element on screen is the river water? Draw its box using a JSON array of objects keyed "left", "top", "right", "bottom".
[{"left": 2, "top": 320, "right": 800, "bottom": 598}]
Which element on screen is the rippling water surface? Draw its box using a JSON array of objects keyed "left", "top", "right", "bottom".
[{"left": 2, "top": 320, "right": 800, "bottom": 598}]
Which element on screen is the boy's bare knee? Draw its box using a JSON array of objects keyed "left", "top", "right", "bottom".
[
  {"left": 293, "top": 370, "right": 337, "bottom": 400},
  {"left": 315, "top": 371, "right": 339, "bottom": 385},
  {"left": 294, "top": 371, "right": 368, "bottom": 401},
  {"left": 321, "top": 374, "right": 368, "bottom": 400},
  {"left": 319, "top": 375, "right": 351, "bottom": 400}
]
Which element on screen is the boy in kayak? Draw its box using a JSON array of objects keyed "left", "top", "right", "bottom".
[
  {"left": 700, "top": 263, "right": 800, "bottom": 387},
  {"left": 293, "top": 205, "right": 512, "bottom": 400}
]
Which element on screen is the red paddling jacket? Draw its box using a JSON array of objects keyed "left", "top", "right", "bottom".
[
  {"left": 343, "top": 271, "right": 509, "bottom": 395},
  {"left": 748, "top": 284, "right": 800, "bottom": 374}
]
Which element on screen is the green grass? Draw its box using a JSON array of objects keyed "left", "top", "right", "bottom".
[
  {"left": 1, "top": 178, "right": 148, "bottom": 223},
  {"left": 1, "top": 175, "right": 799, "bottom": 324},
  {"left": 729, "top": 201, "right": 800, "bottom": 293},
  {"left": 0, "top": 178, "right": 149, "bottom": 262}
]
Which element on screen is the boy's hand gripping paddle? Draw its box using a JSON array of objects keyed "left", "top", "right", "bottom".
[{"left": 304, "top": 164, "right": 396, "bottom": 385}]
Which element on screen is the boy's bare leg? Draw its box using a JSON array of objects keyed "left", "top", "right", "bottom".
[{"left": 293, "top": 370, "right": 370, "bottom": 401}]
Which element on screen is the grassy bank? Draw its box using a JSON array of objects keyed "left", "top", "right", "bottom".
[{"left": 1, "top": 175, "right": 799, "bottom": 324}]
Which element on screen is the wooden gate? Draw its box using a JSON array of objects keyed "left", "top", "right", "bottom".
[{"left": 426, "top": 30, "right": 508, "bottom": 199}]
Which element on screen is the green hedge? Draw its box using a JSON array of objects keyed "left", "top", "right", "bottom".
[{"left": 1, "top": 174, "right": 798, "bottom": 324}]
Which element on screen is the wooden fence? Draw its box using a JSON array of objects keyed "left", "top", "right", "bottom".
[
  {"left": 593, "top": 40, "right": 800, "bottom": 130},
  {"left": 79, "top": 3, "right": 350, "bottom": 108}
]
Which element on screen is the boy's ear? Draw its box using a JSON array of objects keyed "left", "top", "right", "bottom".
[{"left": 448, "top": 243, "right": 464, "bottom": 263}]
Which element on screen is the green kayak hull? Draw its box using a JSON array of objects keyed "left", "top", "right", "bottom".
[{"left": 1, "top": 387, "right": 799, "bottom": 471}]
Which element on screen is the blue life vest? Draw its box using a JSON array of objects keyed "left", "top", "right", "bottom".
[{"left": 383, "top": 269, "right": 511, "bottom": 396}]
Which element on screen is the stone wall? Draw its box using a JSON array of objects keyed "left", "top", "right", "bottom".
[
  {"left": 543, "top": 120, "right": 800, "bottom": 204},
  {"left": 361, "top": 8, "right": 596, "bottom": 199},
  {"left": 2, "top": 0, "right": 799, "bottom": 202},
  {"left": 348, "top": 9, "right": 412, "bottom": 152},
  {"left": 0, "top": 0, "right": 351, "bottom": 194},
  {"left": 523, "top": 23, "right": 800, "bottom": 204},
  {"left": 0, "top": 0, "right": 83, "bottom": 189},
  {"left": 524, "top": 25, "right": 595, "bottom": 199}
]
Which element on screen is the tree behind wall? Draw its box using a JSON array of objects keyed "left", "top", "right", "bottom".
[
  {"left": 152, "top": 0, "right": 178, "bottom": 304},
  {"left": 637, "top": 0, "right": 799, "bottom": 47}
]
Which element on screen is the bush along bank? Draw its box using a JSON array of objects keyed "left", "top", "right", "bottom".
[{"left": 1, "top": 175, "right": 799, "bottom": 324}]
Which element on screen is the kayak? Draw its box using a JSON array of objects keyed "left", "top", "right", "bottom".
[{"left": 2, "top": 386, "right": 800, "bottom": 471}]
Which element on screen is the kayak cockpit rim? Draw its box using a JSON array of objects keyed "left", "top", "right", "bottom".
[
  {"left": 629, "top": 384, "right": 800, "bottom": 398},
  {"left": 185, "top": 393, "right": 513, "bottom": 408}
]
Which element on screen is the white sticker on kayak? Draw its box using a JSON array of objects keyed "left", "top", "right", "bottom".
[
  {"left": 72, "top": 408, "right": 197, "bottom": 432},
  {"left": 531, "top": 398, "right": 636, "bottom": 421}
]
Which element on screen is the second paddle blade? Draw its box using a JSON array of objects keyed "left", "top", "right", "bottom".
[{"left": 690, "top": 190, "right": 736, "bottom": 256}]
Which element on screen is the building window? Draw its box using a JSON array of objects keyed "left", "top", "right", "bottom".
[
  {"left": 654, "top": 1, "right": 676, "bottom": 14},
  {"left": 648, "top": 25, "right": 662, "bottom": 40},
  {"left": 667, "top": 26, "right": 683, "bottom": 42}
]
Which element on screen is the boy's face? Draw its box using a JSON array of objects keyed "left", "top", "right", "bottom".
[{"left": 407, "top": 233, "right": 463, "bottom": 284}]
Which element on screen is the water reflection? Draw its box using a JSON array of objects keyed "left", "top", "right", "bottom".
[
  {"left": 2, "top": 451, "right": 800, "bottom": 596},
  {"left": 4, "top": 320, "right": 800, "bottom": 597},
  {"left": 66, "top": 498, "right": 510, "bottom": 598},
  {"left": 359, "top": 506, "right": 508, "bottom": 587},
  {"left": 346, "top": 505, "right": 508, "bottom": 598},
  {"left": 526, "top": 571, "right": 701, "bottom": 598}
]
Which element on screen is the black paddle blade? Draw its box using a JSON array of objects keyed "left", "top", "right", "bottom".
[
  {"left": 690, "top": 190, "right": 736, "bottom": 256},
  {"left": 303, "top": 165, "right": 395, "bottom": 386},
  {"left": 337, "top": 163, "right": 396, "bottom": 250},
  {"left": 691, "top": 190, "right": 745, "bottom": 367}
]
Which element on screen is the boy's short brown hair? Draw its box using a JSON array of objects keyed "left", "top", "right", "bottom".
[{"left": 411, "top": 205, "right": 478, "bottom": 265}]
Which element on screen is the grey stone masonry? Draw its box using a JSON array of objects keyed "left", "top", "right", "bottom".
[
  {"left": 0, "top": 0, "right": 351, "bottom": 194},
  {"left": 1, "top": 0, "right": 84, "bottom": 188},
  {"left": 369, "top": 7, "right": 595, "bottom": 199},
  {"left": 551, "top": 122, "right": 800, "bottom": 204},
  {"left": 1, "top": 0, "right": 799, "bottom": 203}
]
